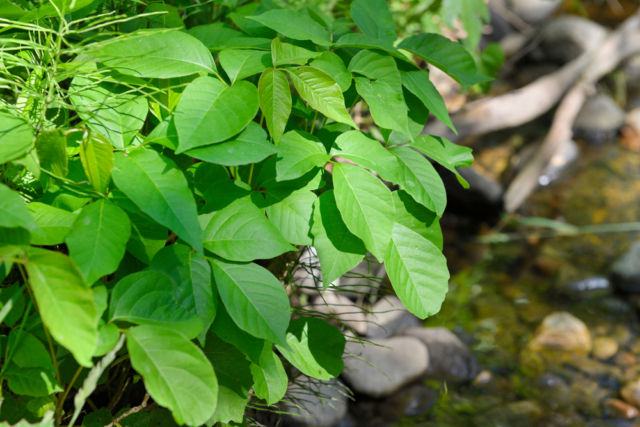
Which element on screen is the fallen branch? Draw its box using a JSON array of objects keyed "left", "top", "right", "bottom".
[{"left": 504, "top": 11, "right": 640, "bottom": 212}]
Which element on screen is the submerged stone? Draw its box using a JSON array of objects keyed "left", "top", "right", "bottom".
[{"left": 529, "top": 311, "right": 592, "bottom": 354}]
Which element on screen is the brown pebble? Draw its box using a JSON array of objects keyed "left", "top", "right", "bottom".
[
  {"left": 605, "top": 398, "right": 639, "bottom": 419},
  {"left": 592, "top": 337, "right": 619, "bottom": 360},
  {"left": 615, "top": 352, "right": 636, "bottom": 367}
]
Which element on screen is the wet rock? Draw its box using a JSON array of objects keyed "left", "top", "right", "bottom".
[
  {"left": 529, "top": 311, "right": 592, "bottom": 354},
  {"left": 382, "top": 384, "right": 438, "bottom": 418},
  {"left": 624, "top": 54, "right": 640, "bottom": 92},
  {"left": 615, "top": 352, "right": 637, "bottom": 368},
  {"left": 593, "top": 337, "right": 619, "bottom": 360},
  {"left": 311, "top": 292, "right": 367, "bottom": 335},
  {"left": 611, "top": 241, "right": 640, "bottom": 293},
  {"left": 473, "top": 370, "right": 493, "bottom": 387},
  {"left": 538, "top": 373, "right": 573, "bottom": 410},
  {"left": 574, "top": 94, "right": 625, "bottom": 144},
  {"left": 403, "top": 327, "right": 478, "bottom": 382},
  {"left": 475, "top": 400, "right": 543, "bottom": 426},
  {"left": 282, "top": 377, "right": 348, "bottom": 427},
  {"left": 605, "top": 398, "right": 640, "bottom": 420},
  {"left": 366, "top": 296, "right": 420, "bottom": 339},
  {"left": 570, "top": 377, "right": 610, "bottom": 417},
  {"left": 621, "top": 378, "right": 640, "bottom": 408},
  {"left": 342, "top": 337, "right": 428, "bottom": 398},
  {"left": 504, "top": 0, "right": 562, "bottom": 24},
  {"left": 559, "top": 276, "right": 612, "bottom": 300}
]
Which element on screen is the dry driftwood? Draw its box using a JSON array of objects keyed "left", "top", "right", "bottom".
[{"left": 504, "top": 11, "right": 640, "bottom": 212}]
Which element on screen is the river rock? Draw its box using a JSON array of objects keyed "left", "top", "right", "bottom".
[
  {"left": 504, "top": 0, "right": 562, "bottom": 24},
  {"left": 529, "top": 311, "right": 592, "bottom": 354},
  {"left": 311, "top": 292, "right": 367, "bottom": 335},
  {"left": 621, "top": 378, "right": 640, "bottom": 408},
  {"left": 282, "top": 377, "right": 348, "bottom": 427},
  {"left": 574, "top": 94, "right": 625, "bottom": 144},
  {"left": 611, "top": 241, "right": 640, "bottom": 293},
  {"left": 605, "top": 398, "right": 640, "bottom": 420},
  {"left": 366, "top": 296, "right": 420, "bottom": 339},
  {"left": 342, "top": 337, "right": 428, "bottom": 398},
  {"left": 593, "top": 337, "right": 619, "bottom": 360},
  {"left": 559, "top": 276, "right": 612, "bottom": 300},
  {"left": 403, "top": 327, "right": 478, "bottom": 382}
]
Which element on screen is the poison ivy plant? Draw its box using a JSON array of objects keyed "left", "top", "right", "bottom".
[{"left": 0, "top": 0, "right": 482, "bottom": 425}]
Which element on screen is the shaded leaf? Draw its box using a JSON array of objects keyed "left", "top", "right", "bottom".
[
  {"left": 249, "top": 9, "right": 331, "bottom": 45},
  {"left": 391, "top": 190, "right": 442, "bottom": 249},
  {"left": 401, "top": 71, "right": 455, "bottom": 133},
  {"left": 350, "top": 0, "right": 397, "bottom": 43},
  {"left": 410, "top": 134, "right": 473, "bottom": 188},
  {"left": 250, "top": 344, "right": 287, "bottom": 405},
  {"left": 219, "top": 49, "right": 271, "bottom": 83},
  {"left": 354, "top": 77, "right": 410, "bottom": 138},
  {"left": 0, "top": 111, "right": 33, "bottom": 164},
  {"left": 35, "top": 130, "right": 67, "bottom": 177},
  {"left": 0, "top": 184, "right": 36, "bottom": 232},
  {"left": 265, "top": 187, "right": 316, "bottom": 245},
  {"left": 310, "top": 51, "right": 351, "bottom": 92}
]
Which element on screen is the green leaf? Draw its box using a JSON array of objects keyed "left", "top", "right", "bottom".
[
  {"left": 350, "top": 0, "right": 397, "bottom": 43},
  {"left": 398, "top": 33, "right": 490, "bottom": 88},
  {"left": 401, "top": 70, "right": 456, "bottom": 134},
  {"left": 69, "top": 77, "right": 148, "bottom": 149},
  {"left": 265, "top": 187, "right": 316, "bottom": 245},
  {"left": 310, "top": 51, "right": 351, "bottom": 92},
  {"left": 79, "top": 133, "right": 114, "bottom": 193},
  {"left": 203, "top": 197, "right": 294, "bottom": 262},
  {"left": 249, "top": 9, "right": 331, "bottom": 46},
  {"left": 250, "top": 344, "right": 287, "bottom": 405},
  {"left": 65, "top": 200, "right": 131, "bottom": 284},
  {"left": 212, "top": 305, "right": 265, "bottom": 364},
  {"left": 258, "top": 68, "right": 291, "bottom": 144},
  {"left": 8, "top": 329, "right": 53, "bottom": 370},
  {"left": 0, "top": 184, "right": 36, "bottom": 232},
  {"left": 112, "top": 148, "right": 203, "bottom": 252},
  {"left": 334, "top": 33, "right": 407, "bottom": 61},
  {"left": 384, "top": 222, "right": 449, "bottom": 318},
  {"left": 209, "top": 259, "right": 290, "bottom": 345},
  {"left": 310, "top": 190, "right": 366, "bottom": 286},
  {"left": 354, "top": 77, "right": 411, "bottom": 138},
  {"left": 389, "top": 145, "right": 447, "bottom": 216},
  {"left": 286, "top": 66, "right": 356, "bottom": 128},
  {"left": 95, "top": 323, "right": 120, "bottom": 357},
  {"left": 126, "top": 210, "right": 168, "bottom": 265},
  {"left": 276, "top": 130, "right": 329, "bottom": 181},
  {"left": 271, "top": 38, "right": 321, "bottom": 66},
  {"left": 110, "top": 270, "right": 203, "bottom": 339},
  {"left": 188, "top": 23, "right": 271, "bottom": 50},
  {"left": 174, "top": 76, "right": 259, "bottom": 152},
  {"left": 329, "top": 130, "right": 399, "bottom": 181},
  {"left": 410, "top": 134, "right": 473, "bottom": 188},
  {"left": 276, "top": 317, "right": 345, "bottom": 380},
  {"left": 150, "top": 244, "right": 217, "bottom": 343},
  {"left": 349, "top": 49, "right": 401, "bottom": 89},
  {"left": 332, "top": 163, "right": 394, "bottom": 262},
  {"left": 186, "top": 122, "right": 276, "bottom": 166},
  {"left": 35, "top": 130, "right": 67, "bottom": 177},
  {"left": 442, "top": 0, "right": 489, "bottom": 51},
  {"left": 127, "top": 325, "right": 218, "bottom": 426},
  {"left": 203, "top": 333, "right": 252, "bottom": 424},
  {"left": 0, "top": 111, "right": 33, "bottom": 164},
  {"left": 219, "top": 49, "right": 271, "bottom": 83},
  {"left": 25, "top": 248, "right": 98, "bottom": 367},
  {"left": 5, "top": 366, "right": 62, "bottom": 397},
  {"left": 88, "top": 29, "right": 215, "bottom": 78},
  {"left": 392, "top": 190, "right": 443, "bottom": 250}
]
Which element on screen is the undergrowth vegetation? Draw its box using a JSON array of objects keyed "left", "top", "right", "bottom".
[{"left": 0, "top": 0, "right": 489, "bottom": 425}]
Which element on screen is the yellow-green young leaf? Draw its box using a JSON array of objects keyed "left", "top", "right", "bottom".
[
  {"left": 209, "top": 259, "right": 290, "bottom": 346},
  {"left": 401, "top": 70, "right": 456, "bottom": 134},
  {"left": 258, "top": 69, "right": 291, "bottom": 144},
  {"left": 111, "top": 148, "right": 203, "bottom": 252},
  {"left": 410, "top": 134, "right": 473, "bottom": 188},
  {"left": 354, "top": 77, "right": 411, "bottom": 139},
  {"left": 310, "top": 51, "right": 351, "bottom": 92},
  {"left": 203, "top": 197, "right": 294, "bottom": 262},
  {"left": 384, "top": 222, "right": 449, "bottom": 319},
  {"left": 25, "top": 248, "right": 98, "bottom": 367},
  {"left": 398, "top": 33, "right": 490, "bottom": 88},
  {"left": 286, "top": 66, "right": 356, "bottom": 128},
  {"left": 126, "top": 325, "right": 218, "bottom": 426},
  {"left": 389, "top": 145, "right": 447, "bottom": 216},
  {"left": 87, "top": 29, "right": 216, "bottom": 78},
  {"left": 0, "top": 183, "right": 36, "bottom": 232},
  {"left": 219, "top": 49, "right": 271, "bottom": 83},
  {"left": 65, "top": 199, "right": 131, "bottom": 285},
  {"left": 276, "top": 318, "right": 345, "bottom": 380},
  {"left": 250, "top": 344, "right": 287, "bottom": 405},
  {"left": 248, "top": 9, "right": 331, "bottom": 46},
  {"left": 35, "top": 130, "right": 67, "bottom": 177},
  {"left": 271, "top": 38, "right": 320, "bottom": 67},
  {"left": 110, "top": 270, "right": 203, "bottom": 339},
  {"left": 332, "top": 163, "right": 394, "bottom": 262},
  {"left": 310, "top": 190, "right": 366, "bottom": 286},
  {"left": 276, "top": 130, "right": 329, "bottom": 181},
  {"left": 351, "top": 0, "right": 397, "bottom": 43},
  {"left": 79, "top": 133, "right": 113, "bottom": 193},
  {"left": 203, "top": 332, "right": 252, "bottom": 424},
  {"left": 174, "top": 76, "right": 259, "bottom": 152},
  {"left": 69, "top": 77, "right": 148, "bottom": 149},
  {"left": 0, "top": 111, "right": 33, "bottom": 164}
]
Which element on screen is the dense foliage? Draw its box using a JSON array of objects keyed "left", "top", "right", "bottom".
[{"left": 0, "top": 0, "right": 486, "bottom": 425}]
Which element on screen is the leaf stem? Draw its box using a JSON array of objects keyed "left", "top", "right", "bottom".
[{"left": 56, "top": 365, "right": 83, "bottom": 426}]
